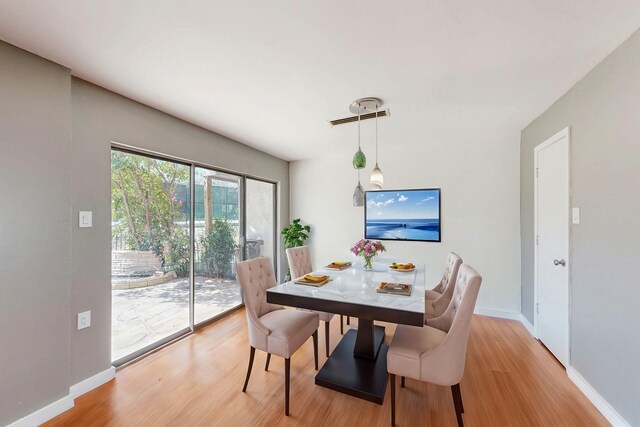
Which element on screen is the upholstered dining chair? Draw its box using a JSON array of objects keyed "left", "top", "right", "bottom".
[
  {"left": 387, "top": 264, "right": 482, "bottom": 426},
  {"left": 237, "top": 257, "right": 319, "bottom": 416},
  {"left": 286, "top": 246, "right": 347, "bottom": 356},
  {"left": 424, "top": 252, "right": 463, "bottom": 322}
]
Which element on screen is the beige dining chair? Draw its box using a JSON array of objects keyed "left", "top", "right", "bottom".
[
  {"left": 237, "top": 257, "right": 319, "bottom": 416},
  {"left": 424, "top": 252, "right": 463, "bottom": 322},
  {"left": 286, "top": 246, "right": 347, "bottom": 356},
  {"left": 387, "top": 264, "right": 482, "bottom": 426}
]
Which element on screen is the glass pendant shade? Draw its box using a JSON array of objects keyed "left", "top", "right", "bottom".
[
  {"left": 370, "top": 163, "right": 384, "bottom": 189},
  {"left": 352, "top": 147, "right": 366, "bottom": 169},
  {"left": 353, "top": 180, "right": 364, "bottom": 206}
]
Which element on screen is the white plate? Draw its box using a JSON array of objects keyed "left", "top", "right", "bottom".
[{"left": 388, "top": 266, "right": 415, "bottom": 272}]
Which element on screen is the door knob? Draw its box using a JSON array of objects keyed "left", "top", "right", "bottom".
[{"left": 553, "top": 259, "right": 566, "bottom": 267}]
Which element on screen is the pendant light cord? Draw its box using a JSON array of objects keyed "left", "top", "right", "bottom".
[
  {"left": 375, "top": 103, "right": 378, "bottom": 161},
  {"left": 357, "top": 102, "right": 361, "bottom": 149}
]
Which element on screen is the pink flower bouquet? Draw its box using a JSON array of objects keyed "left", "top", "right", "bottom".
[{"left": 350, "top": 239, "right": 386, "bottom": 270}]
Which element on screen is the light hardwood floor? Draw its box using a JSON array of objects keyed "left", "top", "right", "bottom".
[{"left": 46, "top": 310, "right": 608, "bottom": 426}]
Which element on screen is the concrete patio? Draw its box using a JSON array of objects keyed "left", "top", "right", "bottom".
[{"left": 112, "top": 276, "right": 242, "bottom": 361}]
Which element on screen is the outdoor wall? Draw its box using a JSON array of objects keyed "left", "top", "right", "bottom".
[
  {"left": 521, "top": 28, "right": 640, "bottom": 425},
  {"left": 0, "top": 41, "right": 72, "bottom": 425},
  {"left": 0, "top": 39, "right": 290, "bottom": 425},
  {"left": 290, "top": 129, "right": 521, "bottom": 316}
]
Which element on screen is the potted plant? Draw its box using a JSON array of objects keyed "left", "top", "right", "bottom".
[{"left": 281, "top": 218, "right": 311, "bottom": 280}]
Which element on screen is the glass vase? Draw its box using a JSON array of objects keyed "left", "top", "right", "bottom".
[{"left": 362, "top": 255, "right": 373, "bottom": 271}]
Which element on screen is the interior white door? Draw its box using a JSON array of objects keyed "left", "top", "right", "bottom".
[{"left": 535, "top": 129, "right": 570, "bottom": 366}]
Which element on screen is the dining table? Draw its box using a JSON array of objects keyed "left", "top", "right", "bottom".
[{"left": 266, "top": 257, "right": 425, "bottom": 404}]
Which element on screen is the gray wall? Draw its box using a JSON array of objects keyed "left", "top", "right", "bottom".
[
  {"left": 70, "top": 78, "right": 290, "bottom": 384},
  {"left": 521, "top": 29, "right": 640, "bottom": 425},
  {"left": 0, "top": 42, "right": 72, "bottom": 424},
  {"left": 0, "top": 40, "right": 290, "bottom": 425}
]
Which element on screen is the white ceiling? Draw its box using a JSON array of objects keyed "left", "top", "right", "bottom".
[{"left": 1, "top": 1, "right": 640, "bottom": 161}]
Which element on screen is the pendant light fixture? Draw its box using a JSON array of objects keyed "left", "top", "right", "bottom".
[
  {"left": 352, "top": 105, "right": 365, "bottom": 206},
  {"left": 369, "top": 103, "right": 384, "bottom": 189},
  {"left": 352, "top": 103, "right": 366, "bottom": 169},
  {"left": 353, "top": 170, "right": 365, "bottom": 206},
  {"left": 348, "top": 97, "right": 384, "bottom": 207}
]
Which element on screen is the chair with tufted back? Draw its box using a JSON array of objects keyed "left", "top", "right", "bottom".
[
  {"left": 387, "top": 264, "right": 482, "bottom": 426},
  {"left": 236, "top": 256, "right": 319, "bottom": 416},
  {"left": 424, "top": 252, "right": 463, "bottom": 322},
  {"left": 286, "top": 246, "right": 347, "bottom": 356}
]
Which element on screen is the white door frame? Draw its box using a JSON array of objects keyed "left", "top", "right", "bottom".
[{"left": 533, "top": 127, "right": 571, "bottom": 359}]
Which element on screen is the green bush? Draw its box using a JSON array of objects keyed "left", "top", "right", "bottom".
[
  {"left": 139, "top": 229, "right": 168, "bottom": 255},
  {"left": 201, "top": 218, "right": 236, "bottom": 279},
  {"left": 162, "top": 227, "right": 190, "bottom": 277}
]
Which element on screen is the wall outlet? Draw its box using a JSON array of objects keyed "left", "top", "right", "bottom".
[
  {"left": 572, "top": 207, "right": 580, "bottom": 224},
  {"left": 77, "top": 311, "right": 91, "bottom": 330}
]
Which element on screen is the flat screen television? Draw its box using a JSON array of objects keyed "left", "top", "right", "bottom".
[{"left": 364, "top": 188, "right": 441, "bottom": 242}]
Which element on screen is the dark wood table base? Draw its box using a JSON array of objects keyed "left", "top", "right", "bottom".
[{"left": 315, "top": 325, "right": 388, "bottom": 404}]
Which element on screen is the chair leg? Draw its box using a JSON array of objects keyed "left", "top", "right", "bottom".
[
  {"left": 340, "top": 315, "right": 344, "bottom": 335},
  {"left": 312, "top": 330, "right": 319, "bottom": 370},
  {"left": 285, "top": 357, "right": 291, "bottom": 416},
  {"left": 242, "top": 346, "right": 255, "bottom": 392},
  {"left": 325, "top": 321, "right": 330, "bottom": 358},
  {"left": 451, "top": 383, "right": 464, "bottom": 426},
  {"left": 451, "top": 382, "right": 464, "bottom": 413},
  {"left": 401, "top": 376, "right": 405, "bottom": 388},
  {"left": 265, "top": 353, "right": 271, "bottom": 371},
  {"left": 390, "top": 374, "right": 396, "bottom": 426}
]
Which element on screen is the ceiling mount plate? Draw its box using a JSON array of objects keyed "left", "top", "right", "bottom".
[{"left": 349, "top": 97, "right": 384, "bottom": 115}]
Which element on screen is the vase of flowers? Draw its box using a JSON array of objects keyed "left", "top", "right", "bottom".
[{"left": 350, "top": 239, "right": 386, "bottom": 271}]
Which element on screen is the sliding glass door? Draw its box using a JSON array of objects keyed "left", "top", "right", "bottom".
[
  {"left": 245, "top": 178, "right": 277, "bottom": 270},
  {"left": 111, "top": 150, "right": 191, "bottom": 363},
  {"left": 194, "top": 167, "right": 243, "bottom": 325},
  {"left": 111, "top": 148, "right": 277, "bottom": 364}
]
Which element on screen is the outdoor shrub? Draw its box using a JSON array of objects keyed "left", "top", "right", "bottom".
[
  {"left": 139, "top": 229, "right": 168, "bottom": 256},
  {"left": 162, "top": 227, "right": 190, "bottom": 277},
  {"left": 201, "top": 218, "right": 236, "bottom": 279}
]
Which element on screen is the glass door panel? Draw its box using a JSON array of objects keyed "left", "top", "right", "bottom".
[
  {"left": 193, "top": 167, "right": 243, "bottom": 324},
  {"left": 245, "top": 179, "right": 276, "bottom": 268},
  {"left": 111, "top": 150, "right": 191, "bottom": 363}
]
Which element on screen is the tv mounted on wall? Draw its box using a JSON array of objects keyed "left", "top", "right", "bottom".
[{"left": 364, "top": 188, "right": 441, "bottom": 242}]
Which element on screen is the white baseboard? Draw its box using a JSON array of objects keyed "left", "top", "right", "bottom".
[
  {"left": 513, "top": 314, "right": 628, "bottom": 426},
  {"left": 474, "top": 307, "right": 521, "bottom": 320},
  {"left": 567, "top": 366, "right": 630, "bottom": 427},
  {"left": 519, "top": 313, "right": 536, "bottom": 338},
  {"left": 7, "top": 366, "right": 115, "bottom": 427},
  {"left": 473, "top": 308, "right": 536, "bottom": 338},
  {"left": 465, "top": 309, "right": 629, "bottom": 426},
  {"left": 70, "top": 366, "right": 116, "bottom": 399},
  {"left": 7, "top": 394, "right": 73, "bottom": 427}
]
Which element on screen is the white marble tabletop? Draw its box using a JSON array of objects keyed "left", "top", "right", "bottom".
[{"left": 267, "top": 257, "right": 425, "bottom": 319}]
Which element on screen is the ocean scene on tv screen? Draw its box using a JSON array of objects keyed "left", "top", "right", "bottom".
[{"left": 365, "top": 189, "right": 440, "bottom": 241}]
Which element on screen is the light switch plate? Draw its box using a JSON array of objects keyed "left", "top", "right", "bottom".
[
  {"left": 79, "top": 211, "right": 92, "bottom": 228},
  {"left": 77, "top": 311, "right": 91, "bottom": 330},
  {"left": 572, "top": 207, "right": 580, "bottom": 224}
]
